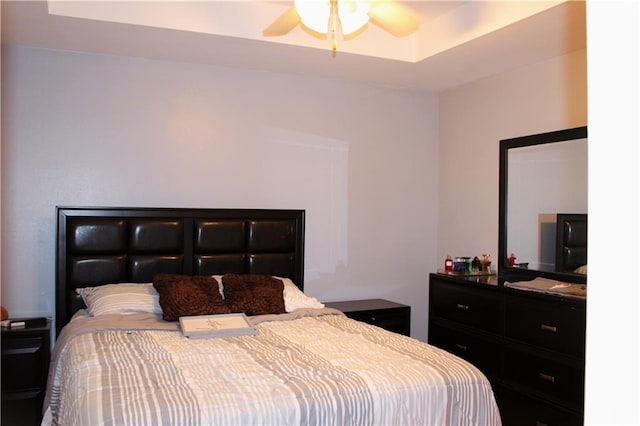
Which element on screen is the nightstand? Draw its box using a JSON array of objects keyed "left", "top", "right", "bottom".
[
  {"left": 325, "top": 298, "right": 411, "bottom": 336},
  {"left": 1, "top": 320, "right": 51, "bottom": 426}
]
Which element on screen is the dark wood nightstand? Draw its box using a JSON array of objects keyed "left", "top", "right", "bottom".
[
  {"left": 1, "top": 319, "right": 51, "bottom": 426},
  {"left": 324, "top": 299, "right": 411, "bottom": 336}
]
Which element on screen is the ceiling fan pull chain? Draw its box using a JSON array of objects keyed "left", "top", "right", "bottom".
[
  {"left": 331, "top": 28, "right": 338, "bottom": 56},
  {"left": 329, "top": 0, "right": 342, "bottom": 57}
]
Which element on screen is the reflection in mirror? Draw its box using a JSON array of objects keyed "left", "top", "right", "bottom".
[
  {"left": 507, "top": 139, "right": 587, "bottom": 270},
  {"left": 499, "top": 126, "right": 587, "bottom": 283}
]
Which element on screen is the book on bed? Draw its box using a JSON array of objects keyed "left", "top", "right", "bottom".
[{"left": 179, "top": 313, "right": 257, "bottom": 339}]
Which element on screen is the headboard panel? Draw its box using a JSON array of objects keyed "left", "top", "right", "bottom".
[
  {"left": 57, "top": 207, "right": 305, "bottom": 334},
  {"left": 555, "top": 213, "right": 587, "bottom": 273}
]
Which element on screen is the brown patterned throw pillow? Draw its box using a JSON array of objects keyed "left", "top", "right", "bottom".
[
  {"left": 152, "top": 274, "right": 230, "bottom": 321},
  {"left": 222, "top": 274, "right": 286, "bottom": 316}
]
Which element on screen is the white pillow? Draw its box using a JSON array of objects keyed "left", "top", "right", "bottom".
[
  {"left": 76, "top": 283, "right": 162, "bottom": 316},
  {"left": 277, "top": 277, "right": 325, "bottom": 312}
]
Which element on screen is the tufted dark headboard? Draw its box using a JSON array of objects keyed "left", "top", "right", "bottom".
[
  {"left": 555, "top": 213, "right": 587, "bottom": 273},
  {"left": 56, "top": 207, "right": 305, "bottom": 334}
]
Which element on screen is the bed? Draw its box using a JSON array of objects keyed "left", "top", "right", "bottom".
[
  {"left": 44, "top": 206, "right": 501, "bottom": 425},
  {"left": 555, "top": 213, "right": 588, "bottom": 274}
]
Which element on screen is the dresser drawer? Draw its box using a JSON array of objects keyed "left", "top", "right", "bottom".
[
  {"left": 429, "top": 322, "right": 501, "bottom": 376},
  {"left": 504, "top": 348, "right": 584, "bottom": 409},
  {"left": 430, "top": 280, "right": 502, "bottom": 333},
  {"left": 493, "top": 383, "right": 583, "bottom": 426},
  {"left": 505, "top": 295, "right": 585, "bottom": 356}
]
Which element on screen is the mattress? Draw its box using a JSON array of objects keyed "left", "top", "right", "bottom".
[{"left": 43, "top": 308, "right": 501, "bottom": 426}]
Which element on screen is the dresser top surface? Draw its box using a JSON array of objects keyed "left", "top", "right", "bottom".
[{"left": 430, "top": 273, "right": 587, "bottom": 304}]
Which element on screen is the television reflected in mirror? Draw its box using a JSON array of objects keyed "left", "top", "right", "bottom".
[{"left": 498, "top": 126, "right": 587, "bottom": 284}]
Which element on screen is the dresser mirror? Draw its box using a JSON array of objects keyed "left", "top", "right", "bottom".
[{"left": 498, "top": 126, "right": 588, "bottom": 284}]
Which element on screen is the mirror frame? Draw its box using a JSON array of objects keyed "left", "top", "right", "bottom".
[{"left": 498, "top": 126, "right": 587, "bottom": 284}]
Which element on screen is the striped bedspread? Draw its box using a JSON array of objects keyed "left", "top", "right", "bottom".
[{"left": 43, "top": 309, "right": 501, "bottom": 426}]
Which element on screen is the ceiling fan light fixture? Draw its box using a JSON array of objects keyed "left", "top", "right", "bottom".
[
  {"left": 294, "top": 0, "right": 371, "bottom": 36},
  {"left": 338, "top": 0, "right": 370, "bottom": 35},
  {"left": 294, "top": 0, "right": 329, "bottom": 33}
]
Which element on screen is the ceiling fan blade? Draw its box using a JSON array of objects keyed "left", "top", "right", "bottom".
[
  {"left": 368, "top": 1, "right": 419, "bottom": 37},
  {"left": 263, "top": 6, "right": 301, "bottom": 36}
]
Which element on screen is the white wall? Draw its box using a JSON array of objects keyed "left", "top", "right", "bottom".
[
  {"left": 584, "top": 1, "right": 639, "bottom": 424},
  {"left": 0, "top": 45, "right": 591, "bottom": 345},
  {"left": 438, "top": 48, "right": 587, "bottom": 266},
  {"left": 0, "top": 46, "right": 439, "bottom": 341}
]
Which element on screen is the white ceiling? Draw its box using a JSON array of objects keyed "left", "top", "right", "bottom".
[{"left": 1, "top": 1, "right": 586, "bottom": 93}]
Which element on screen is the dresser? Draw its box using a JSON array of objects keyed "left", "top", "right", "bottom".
[
  {"left": 325, "top": 298, "right": 411, "bottom": 336},
  {"left": 1, "top": 320, "right": 51, "bottom": 426},
  {"left": 428, "top": 273, "right": 585, "bottom": 426}
]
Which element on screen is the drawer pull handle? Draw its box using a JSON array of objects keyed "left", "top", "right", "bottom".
[
  {"left": 540, "top": 324, "right": 557, "bottom": 333},
  {"left": 455, "top": 343, "right": 468, "bottom": 352},
  {"left": 370, "top": 316, "right": 376, "bottom": 321},
  {"left": 456, "top": 304, "right": 469, "bottom": 311},
  {"left": 538, "top": 373, "right": 555, "bottom": 383},
  {"left": 2, "top": 347, "right": 40, "bottom": 356}
]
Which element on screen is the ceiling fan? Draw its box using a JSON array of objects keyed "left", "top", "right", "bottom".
[{"left": 263, "top": 0, "right": 420, "bottom": 53}]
